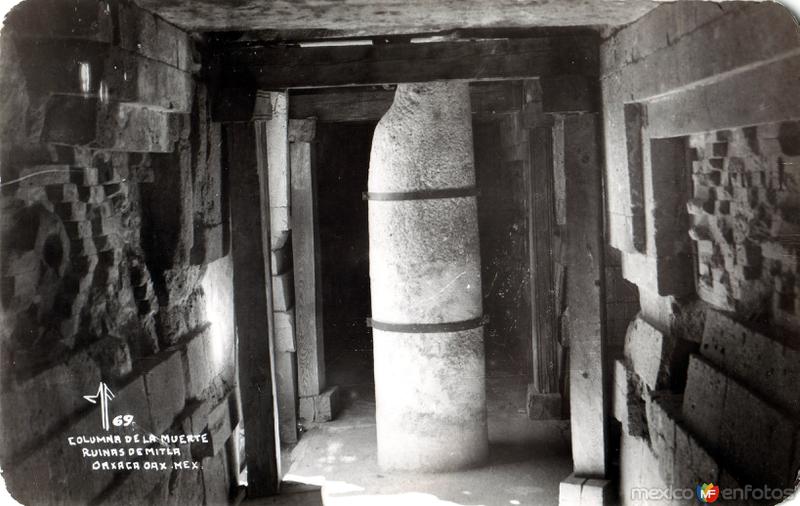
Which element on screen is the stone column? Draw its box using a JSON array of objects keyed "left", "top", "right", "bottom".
[{"left": 368, "top": 81, "right": 488, "bottom": 472}]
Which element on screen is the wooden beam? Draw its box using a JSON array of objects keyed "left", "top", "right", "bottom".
[
  {"left": 210, "top": 35, "right": 598, "bottom": 90},
  {"left": 564, "top": 113, "right": 608, "bottom": 477},
  {"left": 288, "top": 78, "right": 589, "bottom": 123},
  {"left": 529, "top": 121, "right": 559, "bottom": 396},
  {"left": 290, "top": 89, "right": 394, "bottom": 122},
  {"left": 226, "top": 122, "right": 281, "bottom": 496},
  {"left": 290, "top": 119, "right": 326, "bottom": 399}
]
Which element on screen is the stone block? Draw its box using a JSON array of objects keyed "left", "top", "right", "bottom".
[
  {"left": 581, "top": 478, "right": 612, "bottom": 505},
  {"left": 2, "top": 249, "right": 38, "bottom": 276},
  {"left": 45, "top": 183, "right": 79, "bottom": 202},
  {"left": 191, "top": 223, "right": 225, "bottom": 266},
  {"left": 63, "top": 219, "right": 93, "bottom": 239},
  {"left": 166, "top": 464, "right": 205, "bottom": 506},
  {"left": 682, "top": 354, "right": 727, "bottom": 449},
  {"left": 103, "top": 182, "right": 128, "bottom": 200},
  {"left": 0, "top": 348, "right": 102, "bottom": 462},
  {"left": 6, "top": 420, "right": 115, "bottom": 505},
  {"left": 0, "top": 273, "right": 37, "bottom": 309},
  {"left": 559, "top": 473, "right": 586, "bottom": 506},
  {"left": 316, "top": 385, "right": 341, "bottom": 423},
  {"left": 90, "top": 216, "right": 118, "bottom": 237},
  {"left": 69, "top": 237, "right": 96, "bottom": 257},
  {"left": 272, "top": 270, "right": 295, "bottom": 312},
  {"left": 271, "top": 241, "right": 293, "bottom": 275},
  {"left": 104, "top": 50, "right": 193, "bottom": 113},
  {"left": 612, "top": 359, "right": 628, "bottom": 424},
  {"left": 118, "top": 1, "right": 193, "bottom": 71},
  {"left": 111, "top": 374, "right": 154, "bottom": 435},
  {"left": 89, "top": 335, "right": 133, "bottom": 379},
  {"left": 54, "top": 201, "right": 88, "bottom": 221},
  {"left": 97, "top": 469, "right": 166, "bottom": 506},
  {"left": 94, "top": 234, "right": 118, "bottom": 252},
  {"left": 207, "top": 396, "right": 233, "bottom": 456},
  {"left": 184, "top": 328, "right": 213, "bottom": 399},
  {"left": 77, "top": 185, "right": 105, "bottom": 204},
  {"left": 701, "top": 309, "right": 799, "bottom": 417},
  {"left": 42, "top": 95, "right": 175, "bottom": 152},
  {"left": 526, "top": 388, "right": 563, "bottom": 420},
  {"left": 7, "top": 0, "right": 113, "bottom": 41},
  {"left": 720, "top": 370, "right": 796, "bottom": 488},
  {"left": 141, "top": 351, "right": 186, "bottom": 434},
  {"left": 276, "top": 351, "right": 298, "bottom": 444},
  {"left": 178, "top": 398, "right": 210, "bottom": 437},
  {"left": 275, "top": 308, "right": 296, "bottom": 352},
  {"left": 202, "top": 451, "right": 230, "bottom": 506},
  {"left": 624, "top": 314, "right": 672, "bottom": 391},
  {"left": 673, "top": 420, "right": 719, "bottom": 488},
  {"left": 645, "top": 391, "right": 680, "bottom": 486},
  {"left": 298, "top": 386, "right": 340, "bottom": 423}
]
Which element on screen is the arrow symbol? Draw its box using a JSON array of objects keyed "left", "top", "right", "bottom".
[{"left": 84, "top": 382, "right": 115, "bottom": 431}]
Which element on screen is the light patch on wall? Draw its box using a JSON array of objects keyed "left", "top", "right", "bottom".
[{"left": 201, "top": 256, "right": 236, "bottom": 372}]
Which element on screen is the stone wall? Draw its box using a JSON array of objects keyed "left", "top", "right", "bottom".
[
  {"left": 602, "top": 2, "right": 800, "bottom": 501},
  {"left": 0, "top": 1, "right": 239, "bottom": 503}
]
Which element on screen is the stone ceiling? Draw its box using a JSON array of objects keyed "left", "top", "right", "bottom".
[{"left": 132, "top": 0, "right": 660, "bottom": 36}]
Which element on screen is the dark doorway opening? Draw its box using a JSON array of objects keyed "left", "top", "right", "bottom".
[{"left": 316, "top": 121, "right": 377, "bottom": 397}]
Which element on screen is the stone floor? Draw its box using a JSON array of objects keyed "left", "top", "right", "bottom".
[{"left": 281, "top": 376, "right": 572, "bottom": 506}]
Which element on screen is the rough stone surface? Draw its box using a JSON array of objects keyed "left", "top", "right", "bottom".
[
  {"left": 559, "top": 473, "right": 585, "bottom": 506},
  {"left": 369, "top": 81, "right": 488, "bottom": 472},
  {"left": 275, "top": 350, "right": 298, "bottom": 443},
  {"left": 682, "top": 354, "right": 727, "bottom": 450},
  {"left": 624, "top": 314, "right": 673, "bottom": 391},
  {"left": 369, "top": 82, "right": 482, "bottom": 323},
  {"left": 0, "top": 6, "right": 237, "bottom": 504},
  {"left": 701, "top": 308, "right": 800, "bottom": 417}
]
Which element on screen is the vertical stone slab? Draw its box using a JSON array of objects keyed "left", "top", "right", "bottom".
[
  {"left": 275, "top": 351, "right": 298, "bottom": 444},
  {"left": 290, "top": 120, "right": 325, "bottom": 398},
  {"left": 564, "top": 113, "right": 608, "bottom": 478},
  {"left": 267, "top": 92, "right": 291, "bottom": 245},
  {"left": 225, "top": 122, "right": 280, "bottom": 496},
  {"left": 368, "top": 81, "right": 488, "bottom": 472}
]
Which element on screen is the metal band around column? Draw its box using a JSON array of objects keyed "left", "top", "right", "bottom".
[
  {"left": 366, "top": 316, "right": 484, "bottom": 333},
  {"left": 362, "top": 186, "right": 478, "bottom": 201}
]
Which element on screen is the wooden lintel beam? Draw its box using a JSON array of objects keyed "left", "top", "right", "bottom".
[
  {"left": 286, "top": 77, "right": 594, "bottom": 123},
  {"left": 208, "top": 35, "right": 598, "bottom": 90}
]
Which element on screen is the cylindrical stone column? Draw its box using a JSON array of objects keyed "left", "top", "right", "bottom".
[{"left": 368, "top": 81, "right": 488, "bottom": 472}]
